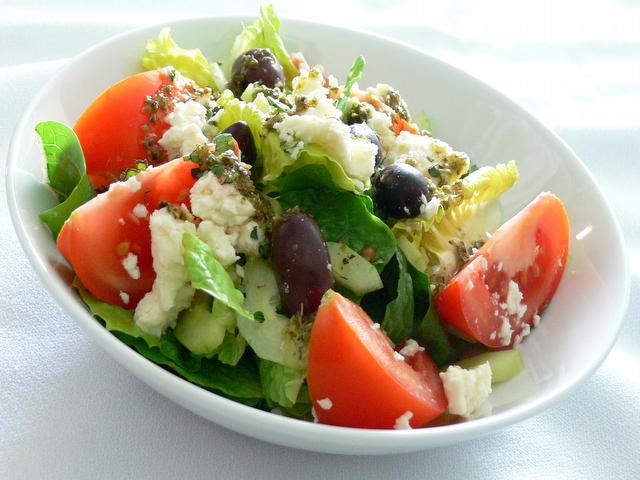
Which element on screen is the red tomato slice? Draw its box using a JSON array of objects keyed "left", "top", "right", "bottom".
[
  {"left": 307, "top": 292, "right": 447, "bottom": 429},
  {"left": 57, "top": 158, "right": 198, "bottom": 308},
  {"left": 435, "top": 193, "right": 569, "bottom": 348},
  {"left": 74, "top": 69, "right": 190, "bottom": 190}
]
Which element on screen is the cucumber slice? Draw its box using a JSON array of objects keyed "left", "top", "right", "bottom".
[
  {"left": 456, "top": 349, "right": 525, "bottom": 384},
  {"left": 174, "top": 292, "right": 235, "bottom": 356},
  {"left": 327, "top": 242, "right": 383, "bottom": 296}
]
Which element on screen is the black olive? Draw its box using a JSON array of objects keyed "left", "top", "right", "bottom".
[
  {"left": 374, "top": 163, "right": 430, "bottom": 218},
  {"left": 349, "top": 123, "right": 383, "bottom": 167},
  {"left": 228, "top": 48, "right": 285, "bottom": 96},
  {"left": 272, "top": 212, "right": 334, "bottom": 316},
  {"left": 220, "top": 121, "right": 256, "bottom": 166}
]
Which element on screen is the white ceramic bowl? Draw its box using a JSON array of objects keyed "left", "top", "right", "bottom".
[{"left": 6, "top": 16, "right": 630, "bottom": 455}]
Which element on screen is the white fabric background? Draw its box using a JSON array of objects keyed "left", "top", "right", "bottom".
[{"left": 1, "top": 1, "right": 639, "bottom": 478}]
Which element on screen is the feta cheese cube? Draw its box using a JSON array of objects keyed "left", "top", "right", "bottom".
[{"left": 439, "top": 363, "right": 492, "bottom": 418}]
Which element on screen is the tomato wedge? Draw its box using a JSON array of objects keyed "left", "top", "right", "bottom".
[
  {"left": 57, "top": 158, "right": 198, "bottom": 308},
  {"left": 307, "top": 292, "right": 447, "bottom": 429},
  {"left": 74, "top": 69, "right": 188, "bottom": 190},
  {"left": 435, "top": 193, "right": 569, "bottom": 348}
]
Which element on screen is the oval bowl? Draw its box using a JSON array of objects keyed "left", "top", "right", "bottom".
[{"left": 6, "top": 16, "right": 629, "bottom": 455}]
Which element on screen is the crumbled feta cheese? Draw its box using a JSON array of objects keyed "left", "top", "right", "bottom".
[
  {"left": 367, "top": 110, "right": 396, "bottom": 153},
  {"left": 419, "top": 196, "right": 440, "bottom": 219},
  {"left": 399, "top": 339, "right": 425, "bottom": 358},
  {"left": 291, "top": 67, "right": 341, "bottom": 118},
  {"left": 489, "top": 331, "right": 497, "bottom": 340},
  {"left": 119, "top": 291, "right": 129, "bottom": 305},
  {"left": 229, "top": 220, "right": 263, "bottom": 257},
  {"left": 311, "top": 407, "right": 318, "bottom": 423},
  {"left": 158, "top": 100, "right": 208, "bottom": 159},
  {"left": 190, "top": 172, "right": 255, "bottom": 226},
  {"left": 439, "top": 363, "right": 492, "bottom": 418},
  {"left": 393, "top": 351, "right": 405, "bottom": 361},
  {"left": 393, "top": 411, "right": 413, "bottom": 430},
  {"left": 372, "top": 323, "right": 381, "bottom": 330},
  {"left": 121, "top": 253, "right": 140, "bottom": 280},
  {"left": 466, "top": 279, "right": 474, "bottom": 290},
  {"left": 274, "top": 115, "right": 376, "bottom": 191},
  {"left": 506, "top": 280, "right": 527, "bottom": 319},
  {"left": 196, "top": 220, "right": 238, "bottom": 267},
  {"left": 498, "top": 316, "right": 513, "bottom": 346},
  {"left": 127, "top": 175, "right": 141, "bottom": 192},
  {"left": 479, "top": 257, "right": 489, "bottom": 270},
  {"left": 533, "top": 313, "right": 541, "bottom": 327},
  {"left": 317, "top": 398, "right": 333, "bottom": 410},
  {"left": 134, "top": 208, "right": 196, "bottom": 337},
  {"left": 132, "top": 203, "right": 148, "bottom": 218}
]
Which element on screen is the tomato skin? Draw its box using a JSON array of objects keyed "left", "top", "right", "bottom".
[
  {"left": 435, "top": 193, "right": 569, "bottom": 348},
  {"left": 57, "top": 158, "right": 198, "bottom": 308},
  {"left": 307, "top": 292, "right": 447, "bottom": 429},
  {"left": 74, "top": 70, "right": 183, "bottom": 190}
]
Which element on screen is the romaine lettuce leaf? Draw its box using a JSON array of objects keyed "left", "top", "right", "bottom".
[
  {"left": 36, "top": 121, "right": 95, "bottom": 238},
  {"left": 261, "top": 132, "right": 362, "bottom": 193},
  {"left": 380, "top": 251, "right": 414, "bottom": 343},
  {"left": 229, "top": 4, "right": 298, "bottom": 82},
  {"left": 258, "top": 359, "right": 306, "bottom": 408},
  {"left": 278, "top": 165, "right": 397, "bottom": 272},
  {"left": 77, "top": 284, "right": 262, "bottom": 399},
  {"left": 214, "top": 98, "right": 265, "bottom": 151},
  {"left": 394, "top": 161, "right": 519, "bottom": 284},
  {"left": 182, "top": 232, "right": 254, "bottom": 319},
  {"left": 406, "top": 263, "right": 457, "bottom": 366},
  {"left": 142, "top": 27, "right": 226, "bottom": 90}
]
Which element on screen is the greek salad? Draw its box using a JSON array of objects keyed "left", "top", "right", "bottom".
[{"left": 37, "top": 5, "right": 569, "bottom": 429}]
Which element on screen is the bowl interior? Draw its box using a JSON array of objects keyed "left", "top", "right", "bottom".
[{"left": 6, "top": 16, "right": 629, "bottom": 454}]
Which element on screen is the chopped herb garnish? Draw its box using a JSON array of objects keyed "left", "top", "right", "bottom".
[
  {"left": 337, "top": 55, "right": 366, "bottom": 115},
  {"left": 428, "top": 165, "right": 442, "bottom": 178}
]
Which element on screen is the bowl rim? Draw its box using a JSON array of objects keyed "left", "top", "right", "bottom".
[{"left": 5, "top": 14, "right": 631, "bottom": 453}]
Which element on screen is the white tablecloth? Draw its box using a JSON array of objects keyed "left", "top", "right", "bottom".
[{"left": 1, "top": 1, "right": 638, "bottom": 478}]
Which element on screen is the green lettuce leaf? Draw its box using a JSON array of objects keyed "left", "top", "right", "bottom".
[
  {"left": 182, "top": 232, "right": 254, "bottom": 319},
  {"left": 115, "top": 331, "right": 262, "bottom": 399},
  {"left": 359, "top": 251, "right": 414, "bottom": 343},
  {"left": 77, "top": 284, "right": 160, "bottom": 347},
  {"left": 229, "top": 4, "right": 298, "bottom": 82},
  {"left": 214, "top": 98, "right": 265, "bottom": 150},
  {"left": 142, "top": 27, "right": 226, "bottom": 90},
  {"left": 261, "top": 132, "right": 362, "bottom": 193},
  {"left": 278, "top": 165, "right": 396, "bottom": 272},
  {"left": 337, "top": 55, "right": 365, "bottom": 114},
  {"left": 77, "top": 284, "right": 261, "bottom": 399},
  {"left": 36, "top": 121, "right": 95, "bottom": 238},
  {"left": 406, "top": 264, "right": 457, "bottom": 366},
  {"left": 258, "top": 359, "right": 306, "bottom": 408}
]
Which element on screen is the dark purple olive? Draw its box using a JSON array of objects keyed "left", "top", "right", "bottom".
[
  {"left": 228, "top": 48, "right": 285, "bottom": 96},
  {"left": 350, "top": 123, "right": 383, "bottom": 167},
  {"left": 272, "top": 212, "right": 334, "bottom": 316},
  {"left": 220, "top": 121, "right": 256, "bottom": 166},
  {"left": 374, "top": 163, "right": 430, "bottom": 218}
]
